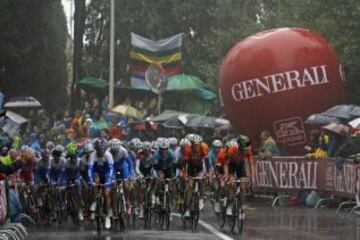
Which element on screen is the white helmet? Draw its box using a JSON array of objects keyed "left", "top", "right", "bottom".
[
  {"left": 168, "top": 137, "right": 178, "bottom": 146},
  {"left": 133, "top": 140, "right": 143, "bottom": 150},
  {"left": 158, "top": 138, "right": 170, "bottom": 149},
  {"left": 192, "top": 134, "right": 203, "bottom": 144},
  {"left": 226, "top": 139, "right": 238, "bottom": 148},
  {"left": 142, "top": 141, "right": 152, "bottom": 150},
  {"left": 152, "top": 140, "right": 159, "bottom": 150},
  {"left": 108, "top": 138, "right": 122, "bottom": 151},
  {"left": 179, "top": 138, "right": 190, "bottom": 147},
  {"left": 212, "top": 139, "right": 223, "bottom": 148},
  {"left": 185, "top": 133, "right": 195, "bottom": 142},
  {"left": 83, "top": 141, "right": 94, "bottom": 153}
]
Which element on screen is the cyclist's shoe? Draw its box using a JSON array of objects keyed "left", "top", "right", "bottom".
[
  {"left": 90, "top": 202, "right": 96, "bottom": 211},
  {"left": 169, "top": 213, "right": 173, "bottom": 222},
  {"left": 184, "top": 210, "right": 191, "bottom": 217},
  {"left": 90, "top": 212, "right": 95, "bottom": 220},
  {"left": 214, "top": 202, "right": 220, "bottom": 213},
  {"left": 199, "top": 198, "right": 204, "bottom": 210},
  {"left": 226, "top": 205, "right": 232, "bottom": 216},
  {"left": 138, "top": 207, "right": 144, "bottom": 219},
  {"left": 78, "top": 210, "right": 84, "bottom": 221},
  {"left": 105, "top": 216, "right": 111, "bottom": 229}
]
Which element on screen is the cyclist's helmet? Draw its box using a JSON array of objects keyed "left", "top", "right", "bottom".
[
  {"left": 45, "top": 141, "right": 55, "bottom": 150},
  {"left": 52, "top": 144, "right": 65, "bottom": 157},
  {"left": 40, "top": 149, "right": 50, "bottom": 161},
  {"left": 152, "top": 140, "right": 159, "bottom": 150},
  {"left": 168, "top": 137, "right": 178, "bottom": 146},
  {"left": 212, "top": 139, "right": 223, "bottom": 148},
  {"left": 133, "top": 140, "right": 143, "bottom": 150},
  {"left": 142, "top": 141, "right": 152, "bottom": 150},
  {"left": 108, "top": 138, "right": 122, "bottom": 151},
  {"left": 185, "top": 134, "right": 195, "bottom": 142},
  {"left": 192, "top": 134, "right": 203, "bottom": 145},
  {"left": 158, "top": 138, "right": 170, "bottom": 149},
  {"left": 94, "top": 138, "right": 108, "bottom": 151},
  {"left": 179, "top": 138, "right": 190, "bottom": 147},
  {"left": 237, "top": 135, "right": 252, "bottom": 148},
  {"left": 66, "top": 141, "right": 77, "bottom": 157},
  {"left": 225, "top": 139, "right": 238, "bottom": 149},
  {"left": 83, "top": 141, "right": 94, "bottom": 153}
]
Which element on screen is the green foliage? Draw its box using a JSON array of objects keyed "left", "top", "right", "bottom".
[
  {"left": 0, "top": 0, "right": 68, "bottom": 112},
  {"left": 82, "top": 0, "right": 360, "bottom": 103}
]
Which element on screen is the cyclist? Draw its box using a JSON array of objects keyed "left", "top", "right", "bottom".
[
  {"left": 34, "top": 149, "right": 51, "bottom": 185},
  {"left": 62, "top": 141, "right": 84, "bottom": 221},
  {"left": 182, "top": 134, "right": 208, "bottom": 217},
  {"left": 169, "top": 137, "right": 180, "bottom": 176},
  {"left": 222, "top": 135, "right": 254, "bottom": 215},
  {"left": 136, "top": 141, "right": 156, "bottom": 178},
  {"left": 153, "top": 138, "right": 175, "bottom": 179},
  {"left": 49, "top": 144, "right": 66, "bottom": 184},
  {"left": 109, "top": 138, "right": 133, "bottom": 180},
  {"left": 87, "top": 139, "right": 114, "bottom": 230}
]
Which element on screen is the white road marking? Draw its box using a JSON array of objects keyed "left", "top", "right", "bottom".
[{"left": 171, "top": 213, "right": 234, "bottom": 240}]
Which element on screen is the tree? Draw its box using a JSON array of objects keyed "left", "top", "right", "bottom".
[{"left": 0, "top": 0, "right": 68, "bottom": 112}]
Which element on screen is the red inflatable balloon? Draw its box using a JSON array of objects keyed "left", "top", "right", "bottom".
[{"left": 218, "top": 28, "right": 345, "bottom": 154}]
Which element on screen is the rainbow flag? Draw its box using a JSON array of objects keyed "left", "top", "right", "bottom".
[{"left": 130, "top": 33, "right": 182, "bottom": 89}]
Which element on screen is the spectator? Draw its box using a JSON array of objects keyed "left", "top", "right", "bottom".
[
  {"left": 101, "top": 95, "right": 109, "bottom": 112},
  {"left": 146, "top": 98, "right": 158, "bottom": 117},
  {"left": 109, "top": 120, "right": 123, "bottom": 140},
  {"left": 258, "top": 130, "right": 280, "bottom": 158},
  {"left": 80, "top": 118, "right": 93, "bottom": 138},
  {"left": 306, "top": 131, "right": 329, "bottom": 159},
  {"left": 138, "top": 101, "right": 147, "bottom": 119},
  {"left": 71, "top": 110, "right": 82, "bottom": 131},
  {"left": 63, "top": 109, "right": 72, "bottom": 129},
  {"left": 89, "top": 98, "right": 101, "bottom": 120}
]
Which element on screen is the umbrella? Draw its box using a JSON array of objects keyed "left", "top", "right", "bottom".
[
  {"left": 348, "top": 118, "right": 360, "bottom": 129},
  {"left": 4, "top": 96, "right": 42, "bottom": 108},
  {"left": 196, "top": 88, "right": 217, "bottom": 100},
  {"left": 167, "top": 74, "right": 207, "bottom": 91},
  {"left": 149, "top": 110, "right": 187, "bottom": 122},
  {"left": 77, "top": 77, "right": 108, "bottom": 89},
  {"left": 162, "top": 116, "right": 184, "bottom": 129},
  {"left": 184, "top": 115, "right": 217, "bottom": 129},
  {"left": 5, "top": 111, "right": 27, "bottom": 125},
  {"left": 322, "top": 123, "right": 350, "bottom": 136},
  {"left": 323, "top": 104, "right": 360, "bottom": 120},
  {"left": 112, "top": 105, "right": 140, "bottom": 119},
  {"left": 305, "top": 113, "right": 339, "bottom": 125},
  {"left": 91, "top": 121, "right": 109, "bottom": 130},
  {"left": 104, "top": 112, "right": 122, "bottom": 122}
]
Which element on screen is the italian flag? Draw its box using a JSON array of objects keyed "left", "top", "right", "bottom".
[{"left": 130, "top": 33, "right": 182, "bottom": 89}]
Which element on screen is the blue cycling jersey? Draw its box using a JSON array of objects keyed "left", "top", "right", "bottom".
[
  {"left": 86, "top": 150, "right": 114, "bottom": 187},
  {"left": 49, "top": 156, "right": 66, "bottom": 184},
  {"left": 112, "top": 146, "right": 134, "bottom": 179},
  {"left": 154, "top": 149, "right": 176, "bottom": 170}
]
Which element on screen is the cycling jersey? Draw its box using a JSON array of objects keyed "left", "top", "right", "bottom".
[
  {"left": 111, "top": 146, "right": 133, "bottom": 179},
  {"left": 87, "top": 150, "right": 114, "bottom": 188},
  {"left": 34, "top": 157, "right": 50, "bottom": 185},
  {"left": 153, "top": 149, "right": 175, "bottom": 178},
  {"left": 226, "top": 146, "right": 253, "bottom": 178},
  {"left": 62, "top": 157, "right": 82, "bottom": 184},
  {"left": 80, "top": 151, "right": 95, "bottom": 183},
  {"left": 136, "top": 149, "right": 155, "bottom": 177},
  {"left": 49, "top": 156, "right": 66, "bottom": 184},
  {"left": 183, "top": 143, "right": 208, "bottom": 176}
]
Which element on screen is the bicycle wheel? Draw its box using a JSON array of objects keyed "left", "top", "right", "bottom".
[
  {"left": 191, "top": 193, "right": 200, "bottom": 232},
  {"left": 216, "top": 202, "right": 226, "bottom": 229},
  {"left": 165, "top": 192, "right": 171, "bottom": 230},
  {"left": 96, "top": 198, "right": 102, "bottom": 236},
  {"left": 228, "top": 202, "right": 237, "bottom": 233},
  {"left": 118, "top": 197, "right": 126, "bottom": 232},
  {"left": 237, "top": 199, "right": 244, "bottom": 234},
  {"left": 69, "top": 194, "right": 79, "bottom": 225},
  {"left": 131, "top": 205, "right": 136, "bottom": 230}
]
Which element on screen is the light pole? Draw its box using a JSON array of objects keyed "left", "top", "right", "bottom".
[{"left": 109, "top": 0, "right": 115, "bottom": 108}]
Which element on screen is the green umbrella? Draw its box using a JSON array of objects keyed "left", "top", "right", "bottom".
[
  {"left": 167, "top": 74, "right": 207, "bottom": 90},
  {"left": 196, "top": 88, "right": 216, "bottom": 100},
  {"left": 78, "top": 77, "right": 108, "bottom": 89}
]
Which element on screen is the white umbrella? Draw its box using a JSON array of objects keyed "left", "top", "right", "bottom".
[
  {"left": 349, "top": 118, "right": 360, "bottom": 129},
  {"left": 4, "top": 96, "right": 42, "bottom": 108},
  {"left": 5, "top": 111, "right": 27, "bottom": 125}
]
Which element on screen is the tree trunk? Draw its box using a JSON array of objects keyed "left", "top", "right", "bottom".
[{"left": 71, "top": 0, "right": 86, "bottom": 111}]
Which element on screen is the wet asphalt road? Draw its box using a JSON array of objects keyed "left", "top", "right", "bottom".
[{"left": 27, "top": 198, "right": 360, "bottom": 240}]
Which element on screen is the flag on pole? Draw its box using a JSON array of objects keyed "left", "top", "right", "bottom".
[{"left": 130, "top": 33, "right": 182, "bottom": 89}]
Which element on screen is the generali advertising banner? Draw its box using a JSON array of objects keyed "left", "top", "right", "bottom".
[{"left": 253, "top": 157, "right": 360, "bottom": 199}]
